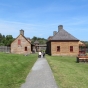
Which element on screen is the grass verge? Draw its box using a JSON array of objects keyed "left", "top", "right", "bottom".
[
  {"left": 0, "top": 52, "right": 37, "bottom": 88},
  {"left": 46, "top": 55, "right": 88, "bottom": 88}
]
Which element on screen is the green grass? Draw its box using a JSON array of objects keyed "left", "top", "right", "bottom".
[
  {"left": 46, "top": 55, "right": 88, "bottom": 88},
  {"left": 0, "top": 52, "right": 37, "bottom": 88}
]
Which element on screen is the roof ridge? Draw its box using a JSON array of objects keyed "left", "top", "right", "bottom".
[{"left": 51, "top": 28, "right": 79, "bottom": 40}]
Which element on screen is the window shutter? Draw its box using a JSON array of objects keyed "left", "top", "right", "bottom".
[{"left": 18, "top": 39, "right": 21, "bottom": 45}]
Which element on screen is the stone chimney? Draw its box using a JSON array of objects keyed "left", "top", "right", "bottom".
[
  {"left": 20, "top": 29, "right": 24, "bottom": 36},
  {"left": 58, "top": 25, "right": 63, "bottom": 31},
  {"left": 53, "top": 31, "right": 57, "bottom": 36}
]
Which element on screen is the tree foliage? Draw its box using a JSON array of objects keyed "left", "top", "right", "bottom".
[
  {"left": 31, "top": 36, "right": 47, "bottom": 44},
  {"left": 0, "top": 34, "right": 47, "bottom": 46},
  {"left": 0, "top": 33, "right": 14, "bottom": 46},
  {"left": 81, "top": 41, "right": 88, "bottom": 48}
]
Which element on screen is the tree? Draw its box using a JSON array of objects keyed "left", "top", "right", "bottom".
[
  {"left": 0, "top": 33, "right": 2, "bottom": 43},
  {"left": 31, "top": 36, "right": 47, "bottom": 44},
  {"left": 5, "top": 35, "right": 14, "bottom": 46}
]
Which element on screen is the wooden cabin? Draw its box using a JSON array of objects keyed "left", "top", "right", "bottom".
[
  {"left": 46, "top": 25, "right": 80, "bottom": 56},
  {"left": 11, "top": 30, "right": 31, "bottom": 54}
]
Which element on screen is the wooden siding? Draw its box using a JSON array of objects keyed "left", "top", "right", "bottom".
[
  {"left": 51, "top": 41, "right": 79, "bottom": 56},
  {"left": 11, "top": 35, "right": 31, "bottom": 54},
  {"left": 46, "top": 41, "right": 51, "bottom": 55}
]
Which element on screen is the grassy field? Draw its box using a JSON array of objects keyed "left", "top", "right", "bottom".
[
  {"left": 46, "top": 55, "right": 88, "bottom": 88},
  {"left": 0, "top": 52, "right": 37, "bottom": 88}
]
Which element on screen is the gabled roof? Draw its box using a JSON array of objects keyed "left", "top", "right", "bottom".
[
  {"left": 11, "top": 34, "right": 31, "bottom": 44},
  {"left": 26, "top": 37, "right": 31, "bottom": 40},
  {"left": 26, "top": 37, "right": 31, "bottom": 43},
  {"left": 20, "top": 34, "right": 31, "bottom": 44},
  {"left": 48, "top": 36, "right": 53, "bottom": 40},
  {"left": 51, "top": 26, "right": 79, "bottom": 41}
]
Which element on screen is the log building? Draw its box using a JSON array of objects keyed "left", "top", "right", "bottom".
[
  {"left": 11, "top": 30, "right": 31, "bottom": 54},
  {"left": 46, "top": 25, "right": 80, "bottom": 56}
]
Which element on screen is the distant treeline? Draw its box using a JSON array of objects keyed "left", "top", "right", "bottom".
[
  {"left": 0, "top": 33, "right": 47, "bottom": 46},
  {"left": 31, "top": 36, "right": 47, "bottom": 44},
  {"left": 81, "top": 41, "right": 88, "bottom": 48},
  {"left": 0, "top": 33, "right": 14, "bottom": 46},
  {"left": 1, "top": 32, "right": 87, "bottom": 47}
]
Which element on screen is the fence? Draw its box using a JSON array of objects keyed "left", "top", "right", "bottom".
[{"left": 0, "top": 46, "right": 11, "bottom": 52}]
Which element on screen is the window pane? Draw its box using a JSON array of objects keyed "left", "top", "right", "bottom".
[
  {"left": 25, "top": 47, "right": 27, "bottom": 51},
  {"left": 70, "top": 46, "right": 73, "bottom": 52},
  {"left": 57, "top": 46, "right": 60, "bottom": 52}
]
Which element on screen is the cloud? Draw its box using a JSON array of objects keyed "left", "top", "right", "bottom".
[
  {"left": 0, "top": 20, "right": 35, "bottom": 36},
  {"left": 0, "top": 20, "right": 53, "bottom": 38},
  {"left": 0, "top": 19, "right": 88, "bottom": 41}
]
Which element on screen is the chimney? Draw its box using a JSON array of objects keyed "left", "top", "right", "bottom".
[
  {"left": 58, "top": 25, "right": 63, "bottom": 31},
  {"left": 20, "top": 29, "right": 24, "bottom": 36},
  {"left": 53, "top": 31, "right": 57, "bottom": 36}
]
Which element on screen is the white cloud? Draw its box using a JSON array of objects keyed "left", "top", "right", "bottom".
[{"left": 0, "top": 20, "right": 53, "bottom": 38}]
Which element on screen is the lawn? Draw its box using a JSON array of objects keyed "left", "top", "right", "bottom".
[
  {"left": 46, "top": 55, "right": 88, "bottom": 88},
  {"left": 0, "top": 52, "right": 37, "bottom": 88}
]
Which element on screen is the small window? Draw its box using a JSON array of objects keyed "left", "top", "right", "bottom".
[
  {"left": 57, "top": 46, "right": 60, "bottom": 52},
  {"left": 25, "top": 47, "right": 27, "bottom": 51},
  {"left": 70, "top": 46, "right": 73, "bottom": 52},
  {"left": 18, "top": 39, "right": 21, "bottom": 45}
]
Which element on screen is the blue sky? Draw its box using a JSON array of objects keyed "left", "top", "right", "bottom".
[{"left": 0, "top": 0, "right": 88, "bottom": 41}]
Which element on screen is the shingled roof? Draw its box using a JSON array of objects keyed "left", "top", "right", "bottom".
[{"left": 51, "top": 25, "right": 79, "bottom": 41}]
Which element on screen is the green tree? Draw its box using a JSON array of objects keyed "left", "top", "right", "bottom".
[
  {"left": 0, "top": 33, "right": 2, "bottom": 43},
  {"left": 5, "top": 35, "right": 14, "bottom": 46},
  {"left": 1, "top": 35, "right": 6, "bottom": 45},
  {"left": 31, "top": 36, "right": 47, "bottom": 44}
]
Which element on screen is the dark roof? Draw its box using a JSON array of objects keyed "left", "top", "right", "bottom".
[
  {"left": 26, "top": 37, "right": 31, "bottom": 40},
  {"left": 48, "top": 36, "right": 53, "bottom": 40},
  {"left": 51, "top": 28, "right": 79, "bottom": 41}
]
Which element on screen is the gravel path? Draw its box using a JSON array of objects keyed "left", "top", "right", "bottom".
[{"left": 20, "top": 57, "right": 58, "bottom": 88}]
